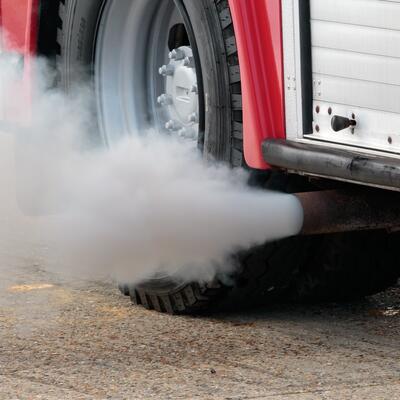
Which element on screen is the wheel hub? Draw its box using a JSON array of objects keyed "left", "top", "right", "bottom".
[
  {"left": 158, "top": 46, "right": 199, "bottom": 139},
  {"left": 95, "top": 0, "right": 200, "bottom": 144}
]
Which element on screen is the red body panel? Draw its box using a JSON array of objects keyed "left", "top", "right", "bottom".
[
  {"left": 0, "top": 0, "right": 37, "bottom": 54},
  {"left": 0, "top": 0, "right": 38, "bottom": 123},
  {"left": 229, "top": 0, "right": 286, "bottom": 169},
  {"left": 1, "top": 0, "right": 284, "bottom": 170}
]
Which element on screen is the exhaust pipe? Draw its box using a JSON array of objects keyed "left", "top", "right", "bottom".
[{"left": 295, "top": 190, "right": 400, "bottom": 235}]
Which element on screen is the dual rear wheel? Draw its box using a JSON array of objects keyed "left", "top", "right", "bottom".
[{"left": 48, "top": 0, "right": 400, "bottom": 313}]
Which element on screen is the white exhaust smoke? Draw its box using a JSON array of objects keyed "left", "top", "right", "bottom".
[{"left": 0, "top": 55, "right": 303, "bottom": 284}]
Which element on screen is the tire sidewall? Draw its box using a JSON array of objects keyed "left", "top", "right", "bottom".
[
  {"left": 181, "top": 0, "right": 233, "bottom": 162},
  {"left": 59, "top": 0, "right": 102, "bottom": 87},
  {"left": 60, "top": 0, "right": 232, "bottom": 161}
]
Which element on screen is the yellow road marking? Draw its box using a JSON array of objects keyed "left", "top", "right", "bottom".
[{"left": 8, "top": 283, "right": 55, "bottom": 293}]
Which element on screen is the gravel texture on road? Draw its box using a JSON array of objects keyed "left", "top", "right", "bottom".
[{"left": 1, "top": 262, "right": 400, "bottom": 400}]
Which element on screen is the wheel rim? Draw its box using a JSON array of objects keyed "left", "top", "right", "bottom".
[{"left": 94, "top": 0, "right": 200, "bottom": 145}]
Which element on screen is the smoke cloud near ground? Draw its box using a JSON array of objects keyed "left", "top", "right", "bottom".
[{"left": 0, "top": 54, "right": 303, "bottom": 284}]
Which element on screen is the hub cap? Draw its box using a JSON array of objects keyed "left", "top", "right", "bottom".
[
  {"left": 94, "top": 0, "right": 200, "bottom": 144},
  {"left": 158, "top": 46, "right": 199, "bottom": 139}
]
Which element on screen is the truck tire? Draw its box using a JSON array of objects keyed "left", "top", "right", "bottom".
[
  {"left": 289, "top": 230, "right": 400, "bottom": 303},
  {"left": 52, "top": 0, "right": 400, "bottom": 313}
]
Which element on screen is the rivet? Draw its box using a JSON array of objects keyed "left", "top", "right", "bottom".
[
  {"left": 188, "top": 112, "right": 199, "bottom": 123},
  {"left": 183, "top": 57, "right": 194, "bottom": 68},
  {"left": 169, "top": 49, "right": 185, "bottom": 61},
  {"left": 157, "top": 94, "right": 173, "bottom": 106},
  {"left": 165, "top": 120, "right": 181, "bottom": 131}
]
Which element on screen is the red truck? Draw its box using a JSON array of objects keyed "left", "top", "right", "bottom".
[{"left": 2, "top": 0, "right": 400, "bottom": 314}]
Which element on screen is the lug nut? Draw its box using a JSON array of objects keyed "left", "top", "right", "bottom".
[
  {"left": 169, "top": 49, "right": 185, "bottom": 61},
  {"left": 178, "top": 127, "right": 196, "bottom": 139},
  {"left": 183, "top": 57, "right": 194, "bottom": 68},
  {"left": 178, "top": 128, "right": 187, "bottom": 137},
  {"left": 188, "top": 112, "right": 199, "bottom": 123},
  {"left": 165, "top": 120, "right": 182, "bottom": 131},
  {"left": 157, "top": 94, "right": 173, "bottom": 106},
  {"left": 159, "top": 65, "right": 175, "bottom": 76}
]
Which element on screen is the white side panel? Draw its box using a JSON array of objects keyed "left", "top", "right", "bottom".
[
  {"left": 282, "top": 0, "right": 300, "bottom": 140},
  {"left": 311, "top": 0, "right": 400, "bottom": 31},
  {"left": 312, "top": 20, "right": 400, "bottom": 59},
  {"left": 314, "top": 74, "right": 400, "bottom": 115},
  {"left": 310, "top": 0, "right": 400, "bottom": 154},
  {"left": 313, "top": 48, "right": 400, "bottom": 87}
]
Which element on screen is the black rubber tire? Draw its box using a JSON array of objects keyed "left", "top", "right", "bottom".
[
  {"left": 52, "top": 0, "right": 400, "bottom": 314},
  {"left": 289, "top": 230, "right": 400, "bottom": 303}
]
